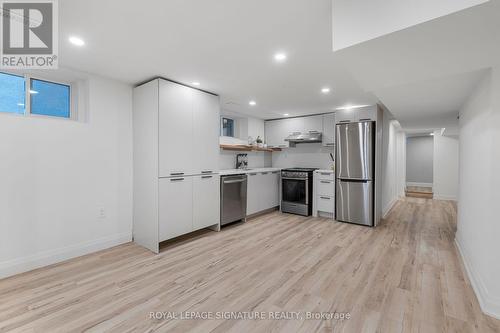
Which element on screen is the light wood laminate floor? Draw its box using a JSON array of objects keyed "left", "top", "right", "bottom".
[{"left": 1, "top": 198, "right": 499, "bottom": 333}]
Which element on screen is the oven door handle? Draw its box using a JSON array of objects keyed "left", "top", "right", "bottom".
[
  {"left": 281, "top": 177, "right": 308, "bottom": 181},
  {"left": 305, "top": 179, "right": 309, "bottom": 205}
]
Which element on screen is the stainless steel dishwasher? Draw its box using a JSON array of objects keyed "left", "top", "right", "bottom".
[{"left": 221, "top": 174, "right": 247, "bottom": 226}]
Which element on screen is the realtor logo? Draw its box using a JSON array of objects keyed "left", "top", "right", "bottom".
[{"left": 1, "top": 0, "right": 58, "bottom": 68}]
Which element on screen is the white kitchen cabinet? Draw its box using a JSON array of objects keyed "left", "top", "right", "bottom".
[
  {"left": 133, "top": 78, "right": 221, "bottom": 253},
  {"left": 247, "top": 172, "right": 261, "bottom": 215},
  {"left": 270, "top": 171, "right": 281, "bottom": 208},
  {"left": 313, "top": 170, "right": 335, "bottom": 218},
  {"left": 265, "top": 120, "right": 290, "bottom": 148},
  {"left": 335, "top": 105, "right": 378, "bottom": 124},
  {"left": 247, "top": 171, "right": 280, "bottom": 215},
  {"left": 322, "top": 113, "right": 335, "bottom": 147},
  {"left": 301, "top": 115, "right": 323, "bottom": 133},
  {"left": 193, "top": 175, "right": 220, "bottom": 230},
  {"left": 159, "top": 80, "right": 194, "bottom": 177},
  {"left": 261, "top": 171, "right": 280, "bottom": 210},
  {"left": 159, "top": 177, "right": 193, "bottom": 241},
  {"left": 265, "top": 115, "right": 325, "bottom": 148},
  {"left": 193, "top": 90, "right": 220, "bottom": 174}
]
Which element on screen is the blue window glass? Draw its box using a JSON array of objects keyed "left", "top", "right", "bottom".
[
  {"left": 222, "top": 118, "right": 234, "bottom": 137},
  {"left": 30, "top": 79, "right": 70, "bottom": 118},
  {"left": 0, "top": 72, "right": 26, "bottom": 114}
]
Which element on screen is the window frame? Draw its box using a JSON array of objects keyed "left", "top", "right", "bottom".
[
  {"left": 0, "top": 71, "right": 77, "bottom": 120},
  {"left": 221, "top": 117, "right": 235, "bottom": 138}
]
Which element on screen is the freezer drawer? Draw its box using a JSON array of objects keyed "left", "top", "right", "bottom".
[{"left": 336, "top": 179, "right": 373, "bottom": 226}]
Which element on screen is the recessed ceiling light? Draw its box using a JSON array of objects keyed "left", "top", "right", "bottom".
[
  {"left": 249, "top": 100, "right": 257, "bottom": 106},
  {"left": 69, "top": 36, "right": 85, "bottom": 46},
  {"left": 321, "top": 87, "right": 331, "bottom": 94},
  {"left": 192, "top": 82, "right": 200, "bottom": 86},
  {"left": 274, "top": 53, "right": 287, "bottom": 62},
  {"left": 283, "top": 113, "right": 289, "bottom": 116},
  {"left": 29, "top": 90, "right": 38, "bottom": 94}
]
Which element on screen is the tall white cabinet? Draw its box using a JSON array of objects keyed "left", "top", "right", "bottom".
[{"left": 133, "top": 79, "right": 220, "bottom": 253}]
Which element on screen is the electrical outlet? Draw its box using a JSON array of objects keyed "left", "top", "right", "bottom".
[{"left": 99, "top": 207, "right": 106, "bottom": 219}]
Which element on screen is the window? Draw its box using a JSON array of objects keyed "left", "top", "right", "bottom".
[
  {"left": 222, "top": 117, "right": 235, "bottom": 137},
  {"left": 30, "top": 79, "right": 70, "bottom": 118},
  {"left": 0, "top": 72, "right": 72, "bottom": 119},
  {"left": 0, "top": 72, "right": 25, "bottom": 114}
]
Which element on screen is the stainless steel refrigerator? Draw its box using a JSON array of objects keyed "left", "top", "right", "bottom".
[{"left": 335, "top": 122, "right": 375, "bottom": 226}]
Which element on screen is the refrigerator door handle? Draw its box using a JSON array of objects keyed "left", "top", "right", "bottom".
[{"left": 337, "top": 177, "right": 371, "bottom": 182}]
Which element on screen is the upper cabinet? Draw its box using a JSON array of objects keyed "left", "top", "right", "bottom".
[
  {"left": 265, "top": 114, "right": 333, "bottom": 148},
  {"left": 322, "top": 113, "right": 335, "bottom": 147},
  {"left": 158, "top": 80, "right": 220, "bottom": 177},
  {"left": 159, "top": 81, "right": 195, "bottom": 177},
  {"left": 298, "top": 115, "right": 323, "bottom": 133},
  {"left": 192, "top": 89, "right": 220, "bottom": 175},
  {"left": 265, "top": 119, "right": 290, "bottom": 148},
  {"left": 335, "top": 105, "right": 378, "bottom": 124}
]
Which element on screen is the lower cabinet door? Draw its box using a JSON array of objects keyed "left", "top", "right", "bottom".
[
  {"left": 247, "top": 173, "right": 260, "bottom": 215},
  {"left": 193, "top": 175, "right": 220, "bottom": 230},
  {"left": 270, "top": 172, "right": 280, "bottom": 208},
  {"left": 159, "top": 177, "right": 193, "bottom": 242},
  {"left": 316, "top": 195, "right": 334, "bottom": 214}
]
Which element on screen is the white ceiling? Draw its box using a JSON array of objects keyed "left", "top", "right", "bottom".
[
  {"left": 332, "top": 0, "right": 488, "bottom": 50},
  {"left": 375, "top": 69, "right": 488, "bottom": 131},
  {"left": 58, "top": 0, "right": 500, "bottom": 128},
  {"left": 332, "top": 0, "right": 499, "bottom": 132},
  {"left": 58, "top": 0, "right": 376, "bottom": 120}
]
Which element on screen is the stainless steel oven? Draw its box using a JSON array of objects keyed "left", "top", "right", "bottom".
[{"left": 281, "top": 168, "right": 316, "bottom": 216}]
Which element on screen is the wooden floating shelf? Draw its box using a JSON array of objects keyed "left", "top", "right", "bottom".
[{"left": 220, "top": 144, "right": 281, "bottom": 152}]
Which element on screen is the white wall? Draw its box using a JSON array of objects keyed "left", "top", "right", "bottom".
[
  {"left": 219, "top": 114, "right": 271, "bottom": 170},
  {"left": 380, "top": 115, "right": 406, "bottom": 218},
  {"left": 433, "top": 132, "right": 459, "bottom": 200},
  {"left": 332, "top": 0, "right": 488, "bottom": 50},
  {"left": 219, "top": 150, "right": 272, "bottom": 170},
  {"left": 0, "top": 71, "right": 133, "bottom": 278},
  {"left": 406, "top": 136, "right": 434, "bottom": 186},
  {"left": 271, "top": 143, "right": 334, "bottom": 170},
  {"left": 456, "top": 69, "right": 500, "bottom": 319}
]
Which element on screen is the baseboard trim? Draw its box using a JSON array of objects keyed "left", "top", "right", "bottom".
[
  {"left": 0, "top": 232, "right": 132, "bottom": 279},
  {"left": 433, "top": 194, "right": 457, "bottom": 201},
  {"left": 406, "top": 182, "right": 433, "bottom": 188},
  {"left": 455, "top": 234, "right": 500, "bottom": 320},
  {"left": 382, "top": 197, "right": 398, "bottom": 219}
]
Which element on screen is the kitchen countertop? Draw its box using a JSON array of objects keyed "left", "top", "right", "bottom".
[{"left": 219, "top": 168, "right": 281, "bottom": 176}]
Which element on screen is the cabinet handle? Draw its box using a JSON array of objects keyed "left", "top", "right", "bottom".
[
  {"left": 201, "top": 175, "right": 213, "bottom": 179},
  {"left": 272, "top": 171, "right": 279, "bottom": 174},
  {"left": 201, "top": 171, "right": 213, "bottom": 174},
  {"left": 339, "top": 120, "right": 350, "bottom": 123},
  {"left": 320, "top": 173, "right": 331, "bottom": 176},
  {"left": 261, "top": 172, "right": 269, "bottom": 175},
  {"left": 170, "top": 172, "right": 184, "bottom": 176},
  {"left": 359, "top": 118, "right": 372, "bottom": 121},
  {"left": 325, "top": 143, "right": 334, "bottom": 146},
  {"left": 249, "top": 173, "right": 257, "bottom": 176},
  {"left": 320, "top": 181, "right": 331, "bottom": 184},
  {"left": 170, "top": 178, "right": 185, "bottom": 182},
  {"left": 320, "top": 197, "right": 331, "bottom": 200}
]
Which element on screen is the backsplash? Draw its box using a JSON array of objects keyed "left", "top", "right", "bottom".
[
  {"left": 219, "top": 150, "right": 272, "bottom": 170},
  {"left": 271, "top": 143, "right": 334, "bottom": 170}
]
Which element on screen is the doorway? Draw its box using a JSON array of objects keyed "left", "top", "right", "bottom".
[{"left": 405, "top": 135, "right": 434, "bottom": 198}]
